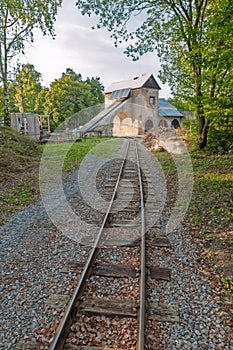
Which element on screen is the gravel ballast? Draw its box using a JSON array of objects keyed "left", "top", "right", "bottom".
[
  {"left": 0, "top": 176, "right": 87, "bottom": 349},
  {"left": 1, "top": 144, "right": 233, "bottom": 349},
  {"left": 147, "top": 214, "right": 233, "bottom": 349}
]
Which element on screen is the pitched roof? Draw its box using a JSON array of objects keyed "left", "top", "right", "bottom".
[
  {"left": 158, "top": 98, "right": 183, "bottom": 117},
  {"left": 105, "top": 74, "right": 161, "bottom": 93}
]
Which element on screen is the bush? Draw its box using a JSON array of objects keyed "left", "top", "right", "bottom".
[{"left": 207, "top": 127, "right": 233, "bottom": 154}]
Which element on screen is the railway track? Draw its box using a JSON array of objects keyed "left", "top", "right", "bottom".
[
  {"left": 50, "top": 140, "right": 145, "bottom": 350},
  {"left": 48, "top": 138, "right": 174, "bottom": 350},
  {"left": 12, "top": 136, "right": 232, "bottom": 350}
]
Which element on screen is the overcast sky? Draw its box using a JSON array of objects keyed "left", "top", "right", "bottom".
[{"left": 23, "top": 0, "right": 171, "bottom": 98}]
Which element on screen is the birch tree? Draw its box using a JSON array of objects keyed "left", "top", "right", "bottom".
[{"left": 0, "top": 0, "right": 62, "bottom": 126}]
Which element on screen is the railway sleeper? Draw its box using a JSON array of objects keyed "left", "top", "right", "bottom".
[
  {"left": 64, "top": 345, "right": 124, "bottom": 350},
  {"left": 92, "top": 264, "right": 170, "bottom": 281},
  {"left": 79, "top": 297, "right": 138, "bottom": 318}
]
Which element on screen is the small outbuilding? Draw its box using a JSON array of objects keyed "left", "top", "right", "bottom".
[{"left": 158, "top": 98, "right": 183, "bottom": 129}]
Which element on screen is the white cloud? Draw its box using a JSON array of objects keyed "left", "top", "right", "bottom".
[{"left": 22, "top": 0, "right": 171, "bottom": 98}]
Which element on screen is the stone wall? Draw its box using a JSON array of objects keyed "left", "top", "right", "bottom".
[{"left": 104, "top": 88, "right": 160, "bottom": 136}]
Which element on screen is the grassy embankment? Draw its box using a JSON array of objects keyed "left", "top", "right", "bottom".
[
  {"left": 155, "top": 149, "right": 233, "bottom": 300},
  {"left": 0, "top": 125, "right": 111, "bottom": 225}
]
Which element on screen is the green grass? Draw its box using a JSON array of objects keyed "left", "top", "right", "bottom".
[
  {"left": 0, "top": 130, "right": 114, "bottom": 225},
  {"left": 90, "top": 137, "right": 124, "bottom": 159},
  {"left": 155, "top": 149, "right": 233, "bottom": 294},
  {"left": 0, "top": 175, "right": 39, "bottom": 225},
  {"left": 155, "top": 151, "right": 233, "bottom": 233},
  {"left": 0, "top": 125, "right": 41, "bottom": 179},
  {"left": 63, "top": 136, "right": 114, "bottom": 170},
  {"left": 0, "top": 125, "right": 42, "bottom": 225},
  {"left": 2, "top": 186, "right": 35, "bottom": 204},
  {"left": 153, "top": 151, "right": 178, "bottom": 206},
  {"left": 190, "top": 154, "right": 233, "bottom": 232},
  {"left": 40, "top": 136, "right": 113, "bottom": 171}
]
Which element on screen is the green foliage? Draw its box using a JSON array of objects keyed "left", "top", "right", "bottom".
[
  {"left": 0, "top": 66, "right": 105, "bottom": 131},
  {"left": 35, "top": 87, "right": 50, "bottom": 115},
  {"left": 181, "top": 116, "right": 233, "bottom": 155},
  {"left": 167, "top": 98, "right": 189, "bottom": 113},
  {"left": 44, "top": 68, "right": 104, "bottom": 129},
  {"left": 0, "top": 0, "right": 62, "bottom": 50},
  {"left": 207, "top": 128, "right": 233, "bottom": 154},
  {"left": 86, "top": 77, "right": 105, "bottom": 105},
  {"left": 221, "top": 278, "right": 233, "bottom": 293},
  {"left": 0, "top": 0, "right": 62, "bottom": 124},
  {"left": 8, "top": 82, "right": 18, "bottom": 114},
  {"left": 13, "top": 64, "right": 42, "bottom": 113},
  {"left": 44, "top": 75, "right": 89, "bottom": 127}
]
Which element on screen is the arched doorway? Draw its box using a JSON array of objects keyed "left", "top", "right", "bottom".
[
  {"left": 112, "top": 112, "right": 134, "bottom": 136},
  {"left": 121, "top": 116, "right": 133, "bottom": 136},
  {"left": 145, "top": 119, "right": 154, "bottom": 132},
  {"left": 171, "top": 119, "right": 180, "bottom": 129}
]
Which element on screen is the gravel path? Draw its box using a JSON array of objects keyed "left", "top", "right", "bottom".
[{"left": 1, "top": 149, "right": 233, "bottom": 349}]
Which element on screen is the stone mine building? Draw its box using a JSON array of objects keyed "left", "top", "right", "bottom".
[{"left": 81, "top": 74, "right": 183, "bottom": 136}]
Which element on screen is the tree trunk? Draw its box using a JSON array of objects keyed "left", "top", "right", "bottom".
[
  {"left": 193, "top": 63, "right": 208, "bottom": 149},
  {"left": 197, "top": 103, "right": 209, "bottom": 149},
  {"left": 3, "top": 77, "right": 10, "bottom": 126},
  {"left": 3, "top": 30, "right": 10, "bottom": 126},
  {"left": 199, "top": 118, "right": 210, "bottom": 149},
  {"left": 0, "top": 29, "right": 11, "bottom": 126}
]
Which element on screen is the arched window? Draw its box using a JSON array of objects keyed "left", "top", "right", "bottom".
[
  {"left": 171, "top": 119, "right": 180, "bottom": 129},
  {"left": 145, "top": 120, "right": 154, "bottom": 132},
  {"left": 158, "top": 119, "right": 168, "bottom": 128}
]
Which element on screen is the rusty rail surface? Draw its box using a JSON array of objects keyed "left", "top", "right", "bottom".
[{"left": 134, "top": 140, "right": 146, "bottom": 350}]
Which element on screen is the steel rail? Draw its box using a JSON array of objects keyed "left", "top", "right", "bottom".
[
  {"left": 49, "top": 139, "right": 130, "bottom": 350},
  {"left": 134, "top": 139, "right": 146, "bottom": 350}
]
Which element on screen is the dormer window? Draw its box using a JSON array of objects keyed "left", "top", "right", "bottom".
[{"left": 149, "top": 96, "right": 155, "bottom": 105}]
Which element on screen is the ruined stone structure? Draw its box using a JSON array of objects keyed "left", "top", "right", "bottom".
[
  {"left": 11, "top": 113, "right": 41, "bottom": 140},
  {"left": 11, "top": 113, "right": 50, "bottom": 140},
  {"left": 81, "top": 74, "right": 183, "bottom": 136}
]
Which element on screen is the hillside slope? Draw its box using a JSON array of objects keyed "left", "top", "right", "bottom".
[
  {"left": 0, "top": 126, "right": 42, "bottom": 224},
  {"left": 0, "top": 126, "right": 41, "bottom": 185}
]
